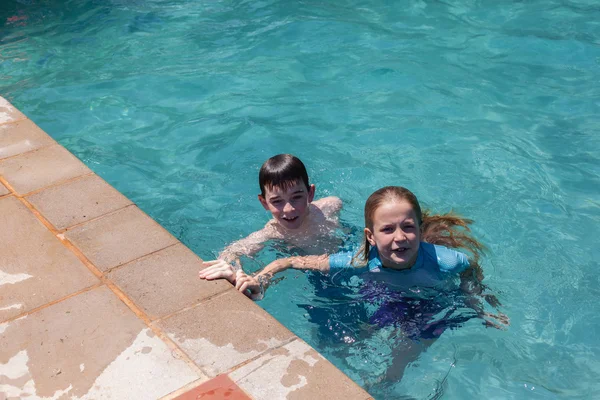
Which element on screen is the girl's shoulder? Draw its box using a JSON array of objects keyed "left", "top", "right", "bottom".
[{"left": 420, "top": 242, "right": 470, "bottom": 274}]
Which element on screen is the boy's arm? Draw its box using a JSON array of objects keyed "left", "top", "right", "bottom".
[
  {"left": 218, "top": 226, "right": 273, "bottom": 264},
  {"left": 312, "top": 196, "right": 342, "bottom": 218},
  {"left": 199, "top": 226, "right": 274, "bottom": 284}
]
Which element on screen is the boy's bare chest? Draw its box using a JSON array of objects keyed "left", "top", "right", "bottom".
[{"left": 283, "top": 217, "right": 341, "bottom": 254}]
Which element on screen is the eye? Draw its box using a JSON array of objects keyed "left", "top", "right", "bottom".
[
  {"left": 381, "top": 227, "right": 394, "bottom": 233},
  {"left": 271, "top": 199, "right": 282, "bottom": 205}
]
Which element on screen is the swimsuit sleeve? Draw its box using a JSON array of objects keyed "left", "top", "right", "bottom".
[
  {"left": 433, "top": 245, "right": 470, "bottom": 274},
  {"left": 328, "top": 251, "right": 354, "bottom": 270}
]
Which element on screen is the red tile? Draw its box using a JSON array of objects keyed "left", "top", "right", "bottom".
[{"left": 173, "top": 375, "right": 252, "bottom": 400}]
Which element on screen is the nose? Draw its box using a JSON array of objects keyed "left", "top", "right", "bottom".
[
  {"left": 393, "top": 228, "right": 407, "bottom": 242},
  {"left": 283, "top": 202, "right": 294, "bottom": 214}
]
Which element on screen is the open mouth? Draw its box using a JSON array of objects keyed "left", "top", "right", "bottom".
[
  {"left": 282, "top": 216, "right": 299, "bottom": 223},
  {"left": 391, "top": 247, "right": 409, "bottom": 255}
]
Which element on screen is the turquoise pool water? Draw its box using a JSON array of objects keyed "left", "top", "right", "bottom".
[{"left": 2, "top": 0, "right": 599, "bottom": 398}]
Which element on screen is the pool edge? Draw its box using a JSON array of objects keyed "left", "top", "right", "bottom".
[{"left": 0, "top": 96, "right": 372, "bottom": 400}]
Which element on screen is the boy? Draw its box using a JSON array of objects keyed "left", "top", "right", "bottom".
[{"left": 199, "top": 154, "right": 342, "bottom": 281}]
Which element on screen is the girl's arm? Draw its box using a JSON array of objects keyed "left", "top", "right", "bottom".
[
  {"left": 232, "top": 255, "right": 331, "bottom": 300},
  {"left": 459, "top": 265, "right": 509, "bottom": 328},
  {"left": 258, "top": 254, "right": 330, "bottom": 281}
]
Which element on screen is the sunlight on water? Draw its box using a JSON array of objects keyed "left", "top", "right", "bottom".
[{"left": 2, "top": 0, "right": 599, "bottom": 398}]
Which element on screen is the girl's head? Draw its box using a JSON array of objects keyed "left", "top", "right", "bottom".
[
  {"left": 362, "top": 186, "right": 423, "bottom": 269},
  {"left": 354, "top": 186, "right": 484, "bottom": 275}
]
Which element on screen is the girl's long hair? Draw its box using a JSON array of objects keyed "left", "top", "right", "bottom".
[{"left": 352, "top": 186, "right": 485, "bottom": 280}]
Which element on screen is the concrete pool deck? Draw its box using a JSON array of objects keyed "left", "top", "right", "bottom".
[{"left": 0, "top": 96, "right": 372, "bottom": 400}]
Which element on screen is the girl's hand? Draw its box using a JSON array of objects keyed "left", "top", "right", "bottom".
[
  {"left": 482, "top": 311, "right": 510, "bottom": 330},
  {"left": 235, "top": 270, "right": 263, "bottom": 301},
  {"left": 199, "top": 259, "right": 237, "bottom": 284}
]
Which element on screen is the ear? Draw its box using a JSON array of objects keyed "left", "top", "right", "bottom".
[
  {"left": 258, "top": 194, "right": 269, "bottom": 211},
  {"left": 364, "top": 228, "right": 376, "bottom": 247},
  {"left": 307, "top": 184, "right": 315, "bottom": 203}
]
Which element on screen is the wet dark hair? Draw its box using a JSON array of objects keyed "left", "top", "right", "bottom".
[
  {"left": 259, "top": 154, "right": 310, "bottom": 197},
  {"left": 353, "top": 186, "right": 485, "bottom": 280}
]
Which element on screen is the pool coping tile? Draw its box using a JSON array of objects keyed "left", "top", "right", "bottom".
[
  {"left": 158, "top": 289, "right": 296, "bottom": 377},
  {"left": 107, "top": 243, "right": 232, "bottom": 320},
  {"left": 0, "top": 118, "right": 57, "bottom": 160},
  {"left": 0, "top": 144, "right": 92, "bottom": 195},
  {"left": 64, "top": 205, "right": 179, "bottom": 272},
  {"left": 26, "top": 173, "right": 133, "bottom": 230},
  {"left": 0, "top": 96, "right": 27, "bottom": 125}
]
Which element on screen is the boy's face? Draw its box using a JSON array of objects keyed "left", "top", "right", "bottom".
[{"left": 258, "top": 180, "right": 315, "bottom": 230}]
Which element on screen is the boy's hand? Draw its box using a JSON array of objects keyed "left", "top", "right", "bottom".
[
  {"left": 235, "top": 271, "right": 263, "bottom": 301},
  {"left": 199, "top": 260, "right": 237, "bottom": 284}
]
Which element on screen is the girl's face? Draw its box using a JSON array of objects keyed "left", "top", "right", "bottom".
[{"left": 365, "top": 200, "right": 421, "bottom": 270}]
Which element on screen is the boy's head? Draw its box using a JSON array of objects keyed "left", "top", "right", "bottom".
[{"left": 258, "top": 154, "right": 315, "bottom": 230}]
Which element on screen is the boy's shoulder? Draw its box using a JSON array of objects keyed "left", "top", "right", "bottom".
[
  {"left": 312, "top": 196, "right": 342, "bottom": 216},
  {"left": 263, "top": 219, "right": 286, "bottom": 238}
]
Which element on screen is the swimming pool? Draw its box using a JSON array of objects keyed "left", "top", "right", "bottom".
[{"left": 2, "top": 0, "right": 599, "bottom": 398}]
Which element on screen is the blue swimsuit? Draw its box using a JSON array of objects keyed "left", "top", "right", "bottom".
[
  {"left": 329, "top": 242, "right": 470, "bottom": 289},
  {"left": 326, "top": 243, "right": 474, "bottom": 338}
]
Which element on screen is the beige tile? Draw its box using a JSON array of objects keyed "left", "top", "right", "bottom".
[
  {"left": 230, "top": 339, "right": 371, "bottom": 400},
  {"left": 0, "top": 181, "right": 8, "bottom": 196},
  {"left": 0, "top": 144, "right": 91, "bottom": 195},
  {"left": 159, "top": 290, "right": 295, "bottom": 376},
  {"left": 0, "top": 196, "right": 99, "bottom": 322},
  {"left": 0, "top": 96, "right": 26, "bottom": 124},
  {"left": 65, "top": 206, "right": 178, "bottom": 272},
  {"left": 0, "top": 119, "right": 56, "bottom": 160},
  {"left": 27, "top": 174, "right": 133, "bottom": 230},
  {"left": 0, "top": 286, "right": 201, "bottom": 399},
  {"left": 108, "top": 244, "right": 231, "bottom": 320}
]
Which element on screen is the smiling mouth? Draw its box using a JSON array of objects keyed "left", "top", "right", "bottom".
[
  {"left": 391, "top": 247, "right": 409, "bottom": 254},
  {"left": 282, "top": 216, "right": 299, "bottom": 222}
]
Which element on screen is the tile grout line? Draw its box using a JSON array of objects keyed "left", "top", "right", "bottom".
[
  {"left": 150, "top": 287, "right": 234, "bottom": 324},
  {"left": 21, "top": 171, "right": 96, "bottom": 198},
  {"left": 0, "top": 171, "right": 97, "bottom": 200},
  {"left": 0, "top": 175, "right": 16, "bottom": 193},
  {"left": 1, "top": 283, "right": 104, "bottom": 324},
  {"left": 58, "top": 203, "right": 137, "bottom": 234},
  {"left": 0, "top": 140, "right": 60, "bottom": 163},
  {"left": 102, "top": 242, "right": 181, "bottom": 275},
  {"left": 13, "top": 194, "right": 209, "bottom": 378}
]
